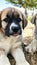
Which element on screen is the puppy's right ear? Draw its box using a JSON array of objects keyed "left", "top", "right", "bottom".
[{"left": 0, "top": 12, "right": 1, "bottom": 27}]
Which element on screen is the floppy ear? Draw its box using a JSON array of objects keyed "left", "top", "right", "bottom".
[
  {"left": 22, "top": 14, "right": 28, "bottom": 29},
  {"left": 0, "top": 12, "right": 1, "bottom": 27},
  {"left": 31, "top": 15, "right": 36, "bottom": 25}
]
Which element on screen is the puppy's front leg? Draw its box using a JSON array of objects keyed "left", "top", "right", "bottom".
[
  {"left": 0, "top": 50, "right": 11, "bottom": 65},
  {"left": 11, "top": 47, "right": 30, "bottom": 65}
]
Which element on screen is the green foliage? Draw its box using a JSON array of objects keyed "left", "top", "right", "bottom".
[
  {"left": 6, "top": 0, "right": 18, "bottom": 4},
  {"left": 25, "top": 0, "right": 37, "bottom": 8},
  {"left": 6, "top": 0, "right": 37, "bottom": 8}
]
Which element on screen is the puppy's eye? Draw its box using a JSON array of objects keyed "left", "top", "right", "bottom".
[
  {"left": 3, "top": 18, "right": 9, "bottom": 22},
  {"left": 17, "top": 18, "right": 22, "bottom": 22}
]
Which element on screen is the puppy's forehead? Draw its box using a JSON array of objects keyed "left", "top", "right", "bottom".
[
  {"left": 1, "top": 8, "right": 12, "bottom": 20},
  {"left": 1, "top": 7, "right": 22, "bottom": 20}
]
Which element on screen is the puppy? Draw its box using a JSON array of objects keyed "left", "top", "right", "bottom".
[
  {"left": 0, "top": 7, "right": 30, "bottom": 65},
  {"left": 25, "top": 14, "right": 37, "bottom": 53}
]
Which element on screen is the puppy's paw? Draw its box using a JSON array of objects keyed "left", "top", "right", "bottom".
[
  {"left": 25, "top": 41, "right": 37, "bottom": 53},
  {"left": 25, "top": 44, "right": 32, "bottom": 53},
  {"left": 0, "top": 54, "right": 11, "bottom": 65}
]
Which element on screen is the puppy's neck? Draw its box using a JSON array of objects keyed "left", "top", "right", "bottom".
[{"left": 10, "top": 35, "right": 22, "bottom": 43}]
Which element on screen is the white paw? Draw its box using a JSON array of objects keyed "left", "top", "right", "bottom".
[
  {"left": 0, "top": 55, "right": 11, "bottom": 65},
  {"left": 25, "top": 40, "right": 37, "bottom": 53},
  {"left": 25, "top": 44, "right": 32, "bottom": 53}
]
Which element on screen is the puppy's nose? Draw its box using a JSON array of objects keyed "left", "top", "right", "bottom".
[{"left": 11, "top": 26, "right": 19, "bottom": 33}]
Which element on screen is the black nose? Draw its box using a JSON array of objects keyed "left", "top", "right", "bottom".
[{"left": 11, "top": 26, "right": 19, "bottom": 33}]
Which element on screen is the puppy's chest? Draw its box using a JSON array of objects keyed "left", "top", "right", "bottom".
[
  {"left": 0, "top": 32, "right": 4, "bottom": 41},
  {"left": 0, "top": 33, "right": 11, "bottom": 53},
  {"left": 11, "top": 35, "right": 22, "bottom": 48},
  {"left": 0, "top": 34, "right": 22, "bottom": 50},
  {"left": 11, "top": 35, "right": 22, "bottom": 43}
]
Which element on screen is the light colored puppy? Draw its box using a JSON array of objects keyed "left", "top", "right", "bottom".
[
  {"left": 0, "top": 7, "right": 30, "bottom": 65},
  {"left": 25, "top": 14, "right": 37, "bottom": 53}
]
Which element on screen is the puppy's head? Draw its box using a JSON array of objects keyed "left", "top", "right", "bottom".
[
  {"left": 31, "top": 14, "right": 37, "bottom": 39},
  {"left": 0, "top": 7, "right": 27, "bottom": 37}
]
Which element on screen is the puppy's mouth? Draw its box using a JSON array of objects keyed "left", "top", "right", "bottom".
[
  {"left": 12, "top": 33, "right": 19, "bottom": 36},
  {"left": 5, "top": 29, "right": 22, "bottom": 37},
  {"left": 10, "top": 31, "right": 22, "bottom": 37}
]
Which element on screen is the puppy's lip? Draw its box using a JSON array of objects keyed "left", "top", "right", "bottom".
[
  {"left": 12, "top": 33, "right": 18, "bottom": 36},
  {"left": 13, "top": 34, "right": 18, "bottom": 36}
]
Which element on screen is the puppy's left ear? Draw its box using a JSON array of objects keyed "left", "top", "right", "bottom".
[{"left": 22, "top": 14, "right": 28, "bottom": 29}]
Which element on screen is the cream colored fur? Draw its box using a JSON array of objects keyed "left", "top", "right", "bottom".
[{"left": 0, "top": 32, "right": 30, "bottom": 65}]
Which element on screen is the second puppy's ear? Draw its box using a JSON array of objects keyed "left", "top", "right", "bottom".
[
  {"left": 0, "top": 12, "right": 2, "bottom": 28},
  {"left": 22, "top": 14, "right": 28, "bottom": 29},
  {"left": 31, "top": 15, "right": 36, "bottom": 25}
]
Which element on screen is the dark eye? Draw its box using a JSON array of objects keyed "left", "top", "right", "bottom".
[
  {"left": 3, "top": 18, "right": 9, "bottom": 22},
  {"left": 3, "top": 14, "right": 10, "bottom": 22},
  {"left": 17, "top": 18, "right": 22, "bottom": 22}
]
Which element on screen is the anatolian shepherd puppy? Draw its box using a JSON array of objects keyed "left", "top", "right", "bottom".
[
  {"left": 25, "top": 14, "right": 37, "bottom": 53},
  {"left": 0, "top": 7, "right": 30, "bottom": 65}
]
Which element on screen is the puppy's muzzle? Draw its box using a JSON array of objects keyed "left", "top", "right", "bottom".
[
  {"left": 9, "top": 22, "right": 22, "bottom": 36},
  {"left": 12, "top": 26, "right": 19, "bottom": 33},
  {"left": 11, "top": 26, "right": 21, "bottom": 36}
]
